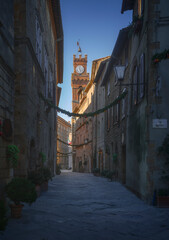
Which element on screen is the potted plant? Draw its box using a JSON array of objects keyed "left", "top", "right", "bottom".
[
  {"left": 5, "top": 178, "right": 37, "bottom": 218},
  {"left": 28, "top": 170, "right": 43, "bottom": 197},
  {"left": 157, "top": 189, "right": 169, "bottom": 207},
  {"left": 6, "top": 144, "right": 19, "bottom": 168},
  {"left": 92, "top": 168, "right": 100, "bottom": 176},
  {"left": 39, "top": 152, "right": 46, "bottom": 165},
  {"left": 157, "top": 134, "right": 169, "bottom": 207},
  {"left": 101, "top": 169, "right": 109, "bottom": 177},
  {"left": 106, "top": 171, "right": 115, "bottom": 182},
  {"left": 41, "top": 167, "right": 52, "bottom": 191},
  {"left": 0, "top": 200, "right": 8, "bottom": 231}
]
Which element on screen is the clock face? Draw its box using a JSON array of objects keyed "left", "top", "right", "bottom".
[{"left": 76, "top": 65, "right": 84, "bottom": 74}]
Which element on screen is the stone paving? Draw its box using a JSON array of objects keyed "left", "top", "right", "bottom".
[{"left": 1, "top": 171, "right": 169, "bottom": 240}]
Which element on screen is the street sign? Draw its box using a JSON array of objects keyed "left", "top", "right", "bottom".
[{"left": 152, "top": 119, "right": 167, "bottom": 128}]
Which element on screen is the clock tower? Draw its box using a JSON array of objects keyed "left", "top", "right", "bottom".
[{"left": 71, "top": 54, "right": 89, "bottom": 112}]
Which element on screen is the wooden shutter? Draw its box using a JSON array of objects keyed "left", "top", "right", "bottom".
[
  {"left": 140, "top": 54, "right": 145, "bottom": 99},
  {"left": 133, "top": 66, "right": 138, "bottom": 105}
]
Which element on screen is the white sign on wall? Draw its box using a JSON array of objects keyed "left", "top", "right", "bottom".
[{"left": 153, "top": 119, "right": 167, "bottom": 128}]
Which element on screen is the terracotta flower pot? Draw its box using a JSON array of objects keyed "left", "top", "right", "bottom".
[
  {"left": 157, "top": 196, "right": 169, "bottom": 208},
  {"left": 94, "top": 173, "right": 100, "bottom": 177},
  {"left": 10, "top": 204, "right": 24, "bottom": 218}
]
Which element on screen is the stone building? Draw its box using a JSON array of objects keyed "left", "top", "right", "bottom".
[
  {"left": 57, "top": 116, "right": 71, "bottom": 169},
  {"left": 71, "top": 54, "right": 89, "bottom": 171},
  {"left": 0, "top": 0, "right": 15, "bottom": 196},
  {"left": 13, "top": 0, "right": 63, "bottom": 177},
  {"left": 101, "top": 27, "right": 130, "bottom": 183},
  {"left": 93, "top": 57, "right": 110, "bottom": 171},
  {"left": 72, "top": 56, "right": 109, "bottom": 172},
  {"left": 0, "top": 0, "right": 63, "bottom": 194},
  {"left": 121, "top": 0, "right": 169, "bottom": 202},
  {"left": 68, "top": 130, "right": 72, "bottom": 169}
]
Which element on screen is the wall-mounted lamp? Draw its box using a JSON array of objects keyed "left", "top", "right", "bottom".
[{"left": 114, "top": 65, "right": 126, "bottom": 81}]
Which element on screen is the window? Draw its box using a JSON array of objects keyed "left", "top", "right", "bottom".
[
  {"left": 139, "top": 53, "right": 145, "bottom": 99},
  {"left": 122, "top": 89, "right": 126, "bottom": 118},
  {"left": 125, "top": 44, "right": 129, "bottom": 66},
  {"left": 116, "top": 103, "right": 119, "bottom": 122},
  {"left": 36, "top": 15, "right": 42, "bottom": 66},
  {"left": 114, "top": 74, "right": 118, "bottom": 86},
  {"left": 44, "top": 48, "right": 48, "bottom": 98},
  {"left": 113, "top": 103, "right": 119, "bottom": 123},
  {"left": 98, "top": 121, "right": 100, "bottom": 137},
  {"left": 121, "top": 98, "right": 125, "bottom": 119},
  {"left": 111, "top": 106, "right": 113, "bottom": 125},
  {"left": 107, "top": 108, "right": 111, "bottom": 130},
  {"left": 156, "top": 76, "right": 161, "bottom": 97},
  {"left": 49, "top": 68, "right": 53, "bottom": 98},
  {"left": 133, "top": 66, "right": 138, "bottom": 105},
  {"left": 107, "top": 81, "right": 110, "bottom": 96}
]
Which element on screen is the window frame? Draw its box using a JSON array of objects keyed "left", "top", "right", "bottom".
[
  {"left": 36, "top": 15, "right": 42, "bottom": 66},
  {"left": 44, "top": 47, "right": 48, "bottom": 98}
]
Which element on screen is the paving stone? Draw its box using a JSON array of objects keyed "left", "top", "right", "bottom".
[{"left": 1, "top": 172, "right": 169, "bottom": 240}]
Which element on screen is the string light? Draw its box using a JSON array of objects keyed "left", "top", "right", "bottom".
[{"left": 39, "top": 90, "right": 127, "bottom": 118}]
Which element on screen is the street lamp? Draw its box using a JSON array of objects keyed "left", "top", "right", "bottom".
[{"left": 114, "top": 65, "right": 126, "bottom": 81}]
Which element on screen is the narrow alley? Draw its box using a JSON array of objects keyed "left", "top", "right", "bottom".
[{"left": 1, "top": 172, "right": 169, "bottom": 240}]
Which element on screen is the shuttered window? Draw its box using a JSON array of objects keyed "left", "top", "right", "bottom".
[
  {"left": 107, "top": 108, "right": 111, "bottom": 130},
  {"left": 36, "top": 15, "right": 42, "bottom": 66},
  {"left": 44, "top": 48, "right": 48, "bottom": 98},
  {"left": 133, "top": 66, "right": 138, "bottom": 105},
  {"left": 139, "top": 53, "right": 145, "bottom": 99}
]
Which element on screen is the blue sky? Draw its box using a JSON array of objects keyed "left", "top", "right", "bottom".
[{"left": 58, "top": 0, "right": 132, "bottom": 122}]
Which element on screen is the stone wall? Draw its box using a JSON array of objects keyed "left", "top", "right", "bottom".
[
  {"left": 0, "top": 0, "right": 15, "bottom": 196},
  {"left": 14, "top": 0, "right": 58, "bottom": 177}
]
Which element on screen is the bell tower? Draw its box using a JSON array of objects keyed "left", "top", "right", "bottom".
[{"left": 71, "top": 54, "right": 89, "bottom": 112}]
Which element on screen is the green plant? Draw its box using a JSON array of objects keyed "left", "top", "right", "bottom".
[
  {"left": 41, "top": 167, "right": 52, "bottom": 182},
  {"left": 158, "top": 189, "right": 169, "bottom": 197},
  {"left": 158, "top": 134, "right": 169, "bottom": 157},
  {"left": 106, "top": 171, "right": 115, "bottom": 181},
  {"left": 92, "top": 168, "right": 100, "bottom": 173},
  {"left": 7, "top": 145, "right": 19, "bottom": 168},
  {"left": 28, "top": 170, "right": 43, "bottom": 185},
  {"left": 0, "top": 200, "right": 8, "bottom": 231},
  {"left": 157, "top": 134, "right": 169, "bottom": 196},
  {"left": 101, "top": 169, "right": 109, "bottom": 177},
  {"left": 5, "top": 178, "right": 37, "bottom": 205},
  {"left": 40, "top": 152, "right": 46, "bottom": 164},
  {"left": 152, "top": 49, "right": 169, "bottom": 64}
]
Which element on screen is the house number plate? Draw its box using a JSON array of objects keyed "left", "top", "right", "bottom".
[{"left": 153, "top": 119, "right": 167, "bottom": 128}]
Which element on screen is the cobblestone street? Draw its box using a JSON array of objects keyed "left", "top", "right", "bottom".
[{"left": 1, "top": 172, "right": 169, "bottom": 240}]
